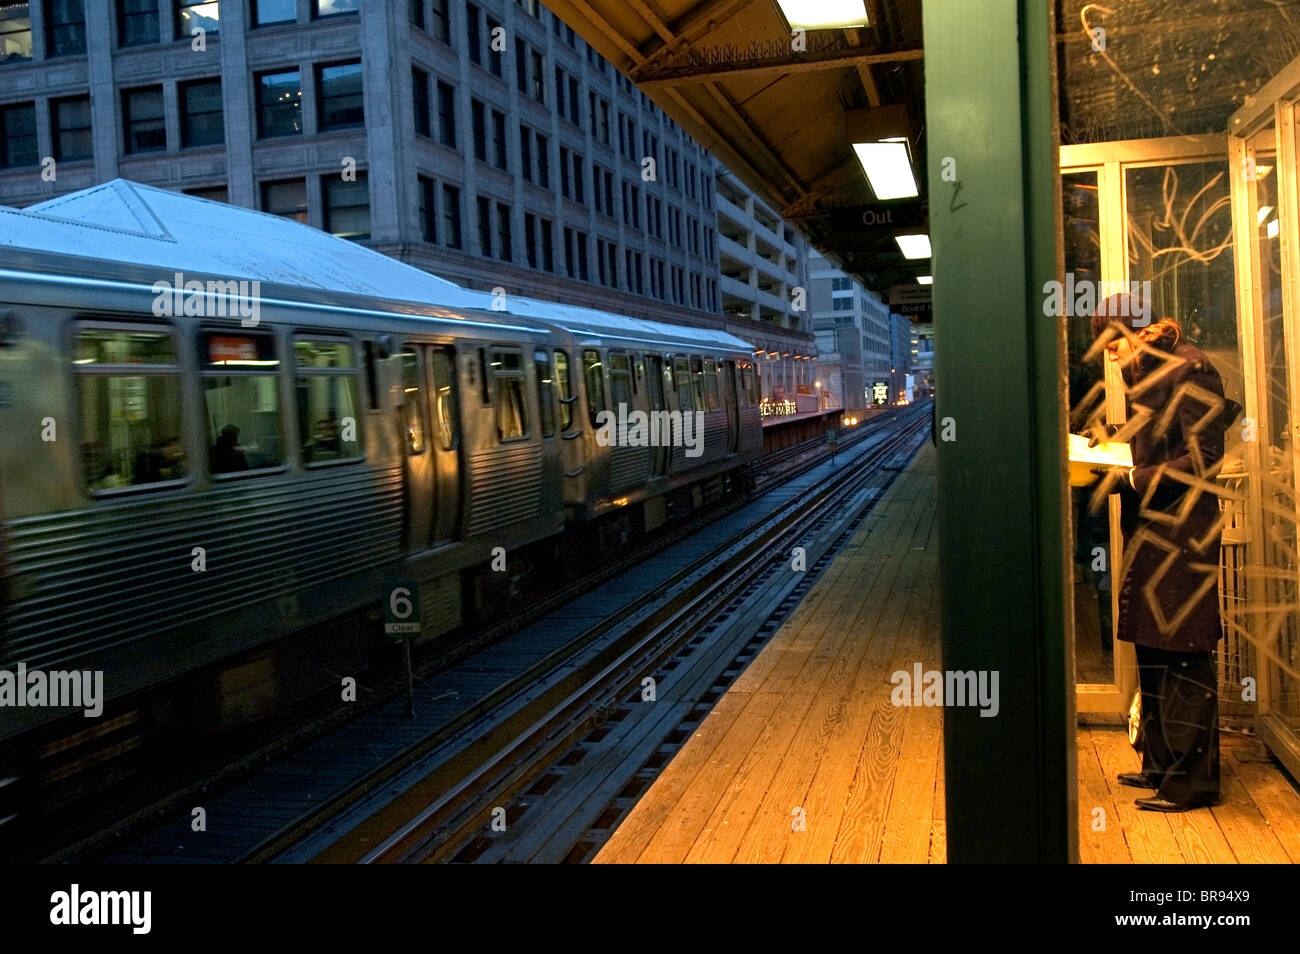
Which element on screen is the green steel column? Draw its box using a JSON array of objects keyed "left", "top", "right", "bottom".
[{"left": 923, "top": 0, "right": 1076, "bottom": 861}]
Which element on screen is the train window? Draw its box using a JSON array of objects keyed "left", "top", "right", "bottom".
[
  {"left": 673, "top": 356, "right": 693, "bottom": 412},
  {"left": 492, "top": 348, "right": 529, "bottom": 441},
  {"left": 583, "top": 349, "right": 605, "bottom": 427},
  {"left": 702, "top": 359, "right": 720, "bottom": 412},
  {"left": 534, "top": 348, "right": 556, "bottom": 438},
  {"left": 609, "top": 353, "right": 632, "bottom": 410},
  {"left": 294, "top": 337, "right": 363, "bottom": 464},
  {"left": 689, "top": 356, "right": 706, "bottom": 412},
  {"left": 398, "top": 351, "right": 425, "bottom": 455},
  {"left": 75, "top": 327, "right": 188, "bottom": 491},
  {"left": 555, "top": 350, "right": 573, "bottom": 431},
  {"left": 430, "top": 348, "right": 458, "bottom": 450},
  {"left": 201, "top": 331, "right": 285, "bottom": 475}
]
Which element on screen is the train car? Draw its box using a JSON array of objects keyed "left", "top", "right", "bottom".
[
  {"left": 0, "top": 247, "right": 571, "bottom": 740},
  {"left": 515, "top": 307, "right": 762, "bottom": 530},
  {"left": 0, "top": 180, "right": 764, "bottom": 743}
]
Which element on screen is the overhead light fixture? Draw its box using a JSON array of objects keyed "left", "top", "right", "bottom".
[
  {"left": 895, "top": 233, "right": 932, "bottom": 259},
  {"left": 1257, "top": 164, "right": 1274, "bottom": 180},
  {"left": 1268, "top": 217, "right": 1280, "bottom": 239},
  {"left": 845, "top": 105, "right": 918, "bottom": 201},
  {"left": 774, "top": 0, "right": 869, "bottom": 30},
  {"left": 1258, "top": 205, "right": 1274, "bottom": 225},
  {"left": 917, "top": 275, "right": 933, "bottom": 285},
  {"left": 851, "top": 141, "right": 918, "bottom": 200}
]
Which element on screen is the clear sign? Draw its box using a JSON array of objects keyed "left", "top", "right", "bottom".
[{"left": 383, "top": 580, "right": 421, "bottom": 638}]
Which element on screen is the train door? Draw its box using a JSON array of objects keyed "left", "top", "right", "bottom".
[
  {"left": 645, "top": 354, "right": 669, "bottom": 478},
  {"left": 427, "top": 346, "right": 461, "bottom": 546},
  {"left": 397, "top": 347, "right": 433, "bottom": 551},
  {"left": 723, "top": 359, "right": 740, "bottom": 454}
]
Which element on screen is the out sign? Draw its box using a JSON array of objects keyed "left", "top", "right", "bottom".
[{"left": 384, "top": 580, "right": 421, "bottom": 639}]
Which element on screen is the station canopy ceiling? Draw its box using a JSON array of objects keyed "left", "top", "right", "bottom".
[{"left": 546, "top": 0, "right": 927, "bottom": 298}]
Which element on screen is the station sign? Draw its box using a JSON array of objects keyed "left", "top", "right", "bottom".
[
  {"left": 830, "top": 203, "right": 926, "bottom": 233},
  {"left": 383, "top": 580, "right": 421, "bottom": 639},
  {"left": 889, "top": 284, "right": 932, "bottom": 317},
  {"left": 873, "top": 382, "right": 889, "bottom": 404}
]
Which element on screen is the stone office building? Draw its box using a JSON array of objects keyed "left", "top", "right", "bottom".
[{"left": 0, "top": 0, "right": 814, "bottom": 400}]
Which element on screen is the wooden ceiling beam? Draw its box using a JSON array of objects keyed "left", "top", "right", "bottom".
[
  {"left": 701, "top": 81, "right": 809, "bottom": 199},
  {"left": 632, "top": 0, "right": 755, "bottom": 76},
  {"left": 638, "top": 46, "right": 922, "bottom": 88},
  {"left": 565, "top": 0, "right": 647, "bottom": 62}
]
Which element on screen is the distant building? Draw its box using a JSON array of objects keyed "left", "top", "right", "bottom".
[
  {"left": 807, "top": 249, "right": 891, "bottom": 410},
  {"left": 714, "top": 169, "right": 813, "bottom": 404},
  {"left": 0, "top": 0, "right": 809, "bottom": 364}
]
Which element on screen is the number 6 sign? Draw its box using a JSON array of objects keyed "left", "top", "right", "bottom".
[{"left": 384, "top": 580, "right": 422, "bottom": 638}]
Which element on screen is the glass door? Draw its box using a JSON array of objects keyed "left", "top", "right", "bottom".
[{"left": 1231, "top": 67, "right": 1300, "bottom": 776}]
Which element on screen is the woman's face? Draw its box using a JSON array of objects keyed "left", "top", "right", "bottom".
[{"left": 1105, "top": 334, "right": 1134, "bottom": 366}]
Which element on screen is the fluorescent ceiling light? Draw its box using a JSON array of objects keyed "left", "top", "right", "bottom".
[
  {"left": 1258, "top": 205, "right": 1273, "bottom": 225},
  {"left": 776, "top": 0, "right": 869, "bottom": 29},
  {"left": 895, "top": 234, "right": 932, "bottom": 259},
  {"left": 917, "top": 275, "right": 933, "bottom": 285},
  {"left": 1258, "top": 164, "right": 1274, "bottom": 179},
  {"left": 852, "top": 141, "right": 918, "bottom": 200},
  {"left": 1268, "top": 217, "right": 1280, "bottom": 239}
]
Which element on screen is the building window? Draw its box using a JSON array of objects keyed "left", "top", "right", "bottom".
[
  {"left": 76, "top": 327, "right": 188, "bottom": 490},
  {"left": 535, "top": 133, "right": 549, "bottom": 187},
  {"left": 295, "top": 338, "right": 362, "bottom": 463},
  {"left": 51, "top": 95, "right": 91, "bottom": 160},
  {"left": 256, "top": 69, "right": 302, "bottom": 137},
  {"left": 412, "top": 67, "right": 430, "bottom": 136},
  {"left": 465, "top": 1, "right": 480, "bottom": 64},
  {"left": 317, "top": 61, "right": 363, "bottom": 129},
  {"left": 471, "top": 99, "right": 486, "bottom": 161},
  {"left": 491, "top": 108, "right": 506, "bottom": 170},
  {"left": 312, "top": 0, "right": 356, "bottom": 17},
  {"left": 564, "top": 226, "right": 588, "bottom": 281},
  {"left": 45, "top": 0, "right": 85, "bottom": 56},
  {"left": 520, "top": 127, "right": 533, "bottom": 183},
  {"left": 477, "top": 195, "right": 492, "bottom": 256},
  {"left": 180, "top": 78, "right": 223, "bottom": 147},
  {"left": 486, "top": 14, "right": 502, "bottom": 77},
  {"left": 0, "top": 101, "right": 37, "bottom": 168},
  {"left": 0, "top": 3, "right": 33, "bottom": 63},
  {"left": 530, "top": 49, "right": 545, "bottom": 103},
  {"left": 418, "top": 175, "right": 436, "bottom": 242},
  {"left": 251, "top": 0, "right": 293, "bottom": 26},
  {"left": 117, "top": 0, "right": 159, "bottom": 46},
  {"left": 539, "top": 216, "right": 553, "bottom": 271},
  {"left": 323, "top": 172, "right": 369, "bottom": 240},
  {"left": 496, "top": 202, "right": 511, "bottom": 262},
  {"left": 261, "top": 178, "right": 307, "bottom": 223},
  {"left": 436, "top": 80, "right": 456, "bottom": 147},
  {"left": 524, "top": 212, "right": 537, "bottom": 267},
  {"left": 184, "top": 183, "right": 227, "bottom": 202},
  {"left": 441, "top": 183, "right": 461, "bottom": 248},
  {"left": 123, "top": 86, "right": 166, "bottom": 154},
  {"left": 430, "top": 0, "right": 448, "bottom": 41},
  {"left": 174, "top": 0, "right": 218, "bottom": 37},
  {"left": 409, "top": 0, "right": 423, "bottom": 29}
]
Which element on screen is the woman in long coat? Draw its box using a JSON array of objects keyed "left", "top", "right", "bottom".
[{"left": 1089, "top": 301, "right": 1230, "bottom": 812}]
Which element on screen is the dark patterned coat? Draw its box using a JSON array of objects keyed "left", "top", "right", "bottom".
[{"left": 1115, "top": 340, "right": 1228, "bottom": 653}]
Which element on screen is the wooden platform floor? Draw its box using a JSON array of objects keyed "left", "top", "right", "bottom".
[{"left": 595, "top": 444, "right": 1300, "bottom": 864}]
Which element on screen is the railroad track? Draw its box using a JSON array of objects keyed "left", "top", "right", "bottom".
[
  {"left": 40, "top": 404, "right": 924, "bottom": 864},
  {"left": 272, "top": 403, "right": 931, "bottom": 864}
]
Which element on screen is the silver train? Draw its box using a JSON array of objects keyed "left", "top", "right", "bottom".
[{"left": 0, "top": 248, "right": 764, "bottom": 741}]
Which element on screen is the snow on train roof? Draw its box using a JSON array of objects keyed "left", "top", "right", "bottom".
[{"left": 0, "top": 179, "right": 754, "bottom": 353}]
